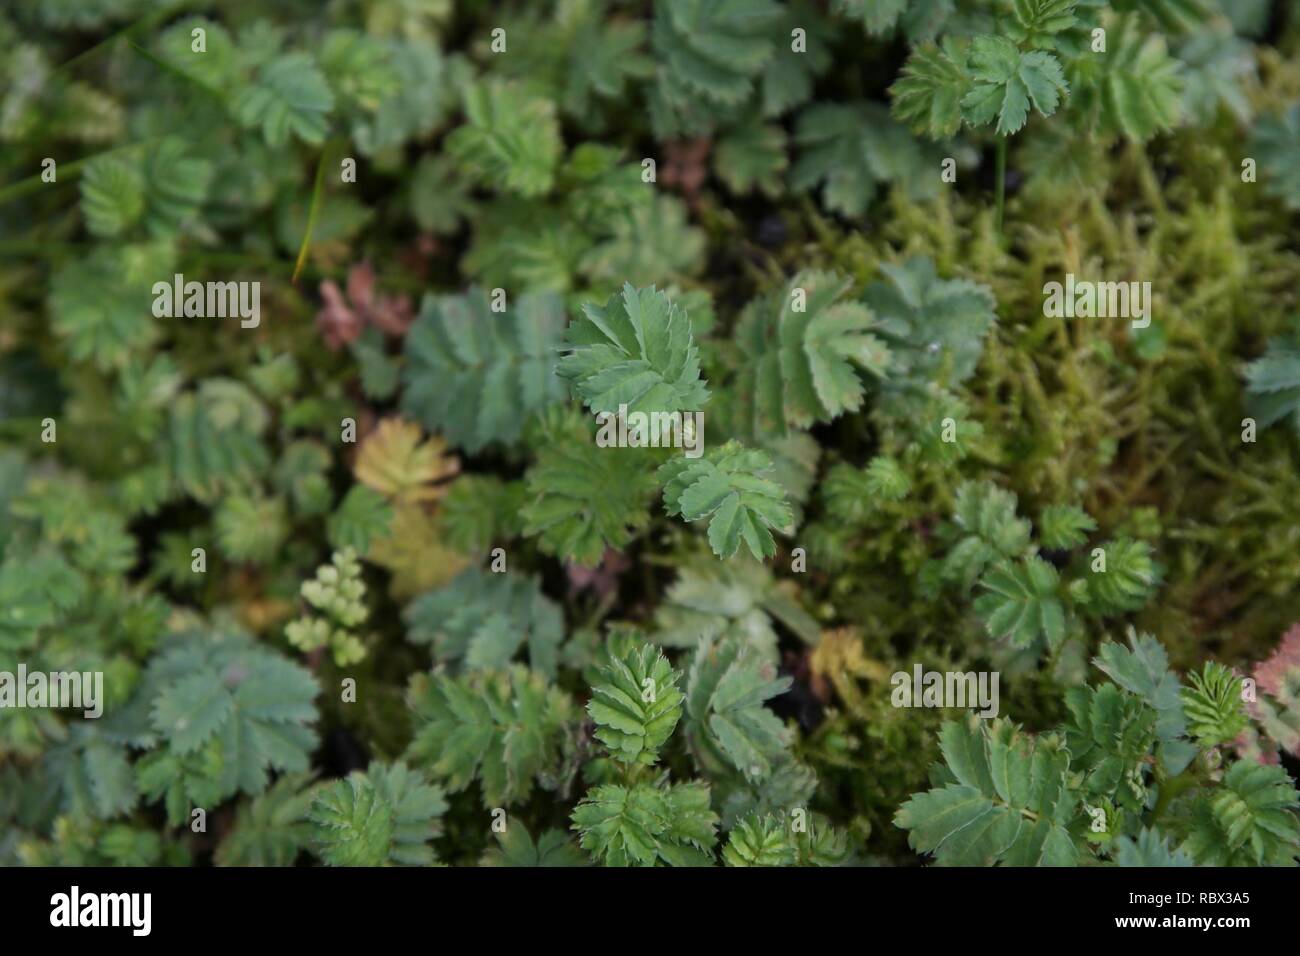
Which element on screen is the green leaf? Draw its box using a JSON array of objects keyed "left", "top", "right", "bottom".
[
  {"left": 214, "top": 493, "right": 288, "bottom": 564},
  {"left": 41, "top": 726, "right": 138, "bottom": 821},
  {"left": 1038, "top": 504, "right": 1097, "bottom": 549},
  {"left": 163, "top": 382, "right": 270, "bottom": 504},
  {"left": 441, "top": 476, "right": 526, "bottom": 555},
  {"left": 761, "top": 2, "right": 832, "bottom": 116},
  {"left": 895, "top": 717, "right": 1080, "bottom": 866},
  {"left": 1113, "top": 827, "right": 1193, "bottom": 866},
  {"left": 588, "top": 639, "right": 684, "bottom": 766},
  {"left": 1083, "top": 538, "right": 1158, "bottom": 614},
  {"left": 1244, "top": 320, "right": 1300, "bottom": 430},
  {"left": 353, "top": 38, "right": 454, "bottom": 155},
  {"left": 791, "top": 102, "right": 935, "bottom": 216},
  {"left": 653, "top": 557, "right": 819, "bottom": 660},
  {"left": 446, "top": 81, "right": 562, "bottom": 197},
  {"left": 1182, "top": 662, "right": 1247, "bottom": 748},
  {"left": 974, "top": 557, "right": 1066, "bottom": 649},
  {"left": 559, "top": 283, "right": 710, "bottom": 417},
  {"left": 1177, "top": 26, "right": 1255, "bottom": 125},
  {"left": 714, "top": 116, "right": 788, "bottom": 197},
  {"left": 130, "top": 630, "right": 319, "bottom": 801},
  {"left": 310, "top": 762, "right": 446, "bottom": 866},
  {"left": 401, "top": 288, "right": 568, "bottom": 452},
  {"left": 571, "top": 780, "right": 717, "bottom": 866},
  {"left": 571, "top": 783, "right": 668, "bottom": 866},
  {"left": 215, "top": 771, "right": 317, "bottom": 866},
  {"left": 234, "top": 52, "right": 335, "bottom": 146},
  {"left": 404, "top": 568, "right": 565, "bottom": 679},
  {"left": 940, "top": 482, "right": 1032, "bottom": 589},
  {"left": 409, "top": 154, "right": 474, "bottom": 235},
  {"left": 684, "top": 634, "right": 793, "bottom": 780},
  {"left": 49, "top": 245, "right": 170, "bottom": 371},
  {"left": 864, "top": 456, "right": 912, "bottom": 501},
  {"left": 735, "top": 270, "right": 891, "bottom": 435},
  {"left": 1007, "top": 0, "right": 1079, "bottom": 47},
  {"left": 1092, "top": 631, "right": 1188, "bottom": 743},
  {"left": 961, "top": 35, "right": 1067, "bottom": 135},
  {"left": 891, "top": 40, "right": 970, "bottom": 138},
  {"left": 833, "top": 0, "right": 909, "bottom": 34},
  {"left": 481, "top": 823, "right": 586, "bottom": 867},
  {"left": 327, "top": 485, "right": 394, "bottom": 554},
  {"left": 406, "top": 667, "right": 575, "bottom": 808},
  {"left": 1063, "top": 682, "right": 1158, "bottom": 812},
  {"left": 722, "top": 812, "right": 795, "bottom": 866},
  {"left": 648, "top": 0, "right": 782, "bottom": 137},
  {"left": 1067, "top": 17, "right": 1182, "bottom": 141},
  {"left": 320, "top": 29, "right": 401, "bottom": 115},
  {"left": 1181, "top": 761, "right": 1300, "bottom": 866},
  {"left": 135, "top": 738, "right": 225, "bottom": 826},
  {"left": 579, "top": 195, "right": 706, "bottom": 289},
  {"left": 659, "top": 441, "right": 794, "bottom": 560},
  {"left": 1249, "top": 106, "right": 1300, "bottom": 211},
  {"left": 150, "top": 672, "right": 234, "bottom": 755},
  {"left": 863, "top": 257, "right": 998, "bottom": 397},
  {"left": 522, "top": 436, "right": 658, "bottom": 567}
]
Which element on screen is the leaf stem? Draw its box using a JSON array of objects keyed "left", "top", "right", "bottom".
[{"left": 294, "top": 142, "right": 335, "bottom": 285}]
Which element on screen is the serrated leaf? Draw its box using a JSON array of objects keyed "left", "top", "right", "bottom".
[
  {"left": 355, "top": 418, "right": 459, "bottom": 505},
  {"left": 406, "top": 667, "right": 574, "bottom": 808},
  {"left": 975, "top": 557, "right": 1066, "bottom": 648},
  {"left": 659, "top": 441, "right": 793, "bottom": 560},
  {"left": 685, "top": 635, "right": 793, "bottom": 781},
  {"left": 402, "top": 288, "right": 568, "bottom": 452},
  {"left": 559, "top": 283, "right": 710, "bottom": 417},
  {"left": 1038, "top": 504, "right": 1097, "bottom": 549},
  {"left": 791, "top": 102, "right": 934, "bottom": 216},
  {"left": 895, "top": 717, "right": 1079, "bottom": 866},
  {"left": 961, "top": 36, "right": 1067, "bottom": 135},
  {"left": 310, "top": 761, "right": 445, "bottom": 866},
  {"left": 404, "top": 567, "right": 565, "bottom": 679},
  {"left": 522, "top": 437, "right": 658, "bottom": 567},
  {"left": 735, "top": 271, "right": 891, "bottom": 435},
  {"left": 234, "top": 52, "right": 335, "bottom": 146},
  {"left": 588, "top": 640, "right": 683, "bottom": 766},
  {"left": 446, "top": 81, "right": 562, "bottom": 197},
  {"left": 327, "top": 485, "right": 394, "bottom": 554},
  {"left": 891, "top": 40, "right": 970, "bottom": 138}
]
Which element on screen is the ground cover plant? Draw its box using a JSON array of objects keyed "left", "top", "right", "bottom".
[{"left": 1, "top": 0, "right": 1300, "bottom": 868}]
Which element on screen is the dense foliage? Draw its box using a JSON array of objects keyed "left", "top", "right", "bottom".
[{"left": 2, "top": 0, "right": 1300, "bottom": 867}]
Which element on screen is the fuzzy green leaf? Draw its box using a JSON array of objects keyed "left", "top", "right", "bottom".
[
  {"left": 684, "top": 634, "right": 793, "bottom": 781},
  {"left": 405, "top": 568, "right": 565, "bottom": 679},
  {"left": 961, "top": 35, "right": 1067, "bottom": 135},
  {"left": 402, "top": 289, "right": 568, "bottom": 452},
  {"left": 975, "top": 557, "right": 1066, "bottom": 649},
  {"left": 234, "top": 52, "right": 334, "bottom": 146},
  {"left": 895, "top": 717, "right": 1079, "bottom": 866},
  {"left": 446, "top": 81, "right": 562, "bottom": 197},
  {"left": 406, "top": 667, "right": 575, "bottom": 808},
  {"left": 1038, "top": 504, "right": 1097, "bottom": 550},
  {"left": 310, "top": 762, "right": 446, "bottom": 866},
  {"left": 588, "top": 640, "right": 684, "bottom": 766},
  {"left": 659, "top": 441, "right": 793, "bottom": 560},
  {"left": 735, "top": 271, "right": 891, "bottom": 435},
  {"left": 559, "top": 283, "right": 710, "bottom": 417}
]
